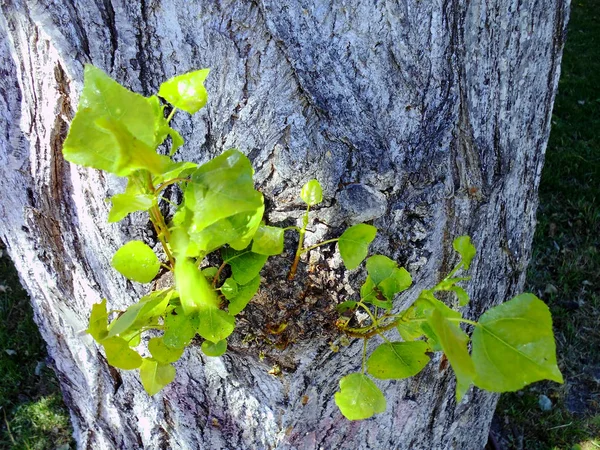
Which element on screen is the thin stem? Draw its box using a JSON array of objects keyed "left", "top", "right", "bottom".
[
  {"left": 155, "top": 177, "right": 190, "bottom": 195},
  {"left": 448, "top": 317, "right": 478, "bottom": 327},
  {"left": 149, "top": 204, "right": 175, "bottom": 268},
  {"left": 361, "top": 338, "right": 368, "bottom": 373},
  {"left": 167, "top": 107, "right": 177, "bottom": 123},
  {"left": 288, "top": 206, "right": 310, "bottom": 281},
  {"left": 356, "top": 301, "right": 378, "bottom": 327},
  {"left": 283, "top": 225, "right": 302, "bottom": 232},
  {"left": 300, "top": 238, "right": 339, "bottom": 254},
  {"left": 213, "top": 261, "right": 228, "bottom": 288}
]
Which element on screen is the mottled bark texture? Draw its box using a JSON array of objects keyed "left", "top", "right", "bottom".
[{"left": 0, "top": 0, "right": 568, "bottom": 448}]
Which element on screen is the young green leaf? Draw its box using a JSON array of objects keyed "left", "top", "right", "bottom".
[
  {"left": 111, "top": 240, "right": 160, "bottom": 283},
  {"left": 197, "top": 309, "right": 235, "bottom": 344},
  {"left": 107, "top": 290, "right": 171, "bottom": 338},
  {"left": 221, "top": 247, "right": 268, "bottom": 285},
  {"left": 63, "top": 66, "right": 173, "bottom": 176},
  {"left": 220, "top": 277, "right": 238, "bottom": 300},
  {"left": 424, "top": 301, "right": 475, "bottom": 401},
  {"left": 300, "top": 179, "right": 323, "bottom": 206},
  {"left": 163, "top": 308, "right": 199, "bottom": 349},
  {"left": 102, "top": 336, "right": 143, "bottom": 370},
  {"left": 158, "top": 69, "right": 210, "bottom": 114},
  {"left": 87, "top": 299, "right": 109, "bottom": 341},
  {"left": 201, "top": 267, "right": 219, "bottom": 281},
  {"left": 367, "top": 341, "right": 430, "bottom": 380},
  {"left": 139, "top": 359, "right": 176, "bottom": 395},
  {"left": 334, "top": 373, "right": 386, "bottom": 420},
  {"left": 251, "top": 224, "right": 284, "bottom": 256},
  {"left": 360, "top": 255, "right": 412, "bottom": 309},
  {"left": 175, "top": 258, "right": 219, "bottom": 315},
  {"left": 472, "top": 293, "right": 563, "bottom": 392},
  {"left": 155, "top": 161, "right": 197, "bottom": 185},
  {"left": 337, "top": 224, "right": 377, "bottom": 270},
  {"left": 183, "top": 150, "right": 264, "bottom": 253},
  {"left": 108, "top": 177, "right": 155, "bottom": 223},
  {"left": 148, "top": 337, "right": 185, "bottom": 364},
  {"left": 201, "top": 339, "right": 227, "bottom": 357},
  {"left": 227, "top": 275, "right": 261, "bottom": 315},
  {"left": 453, "top": 236, "right": 476, "bottom": 270}
]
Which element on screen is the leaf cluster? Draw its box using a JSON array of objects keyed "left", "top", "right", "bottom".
[
  {"left": 63, "top": 65, "right": 563, "bottom": 420},
  {"left": 334, "top": 236, "right": 564, "bottom": 420}
]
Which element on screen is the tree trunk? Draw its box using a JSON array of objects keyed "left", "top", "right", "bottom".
[{"left": 0, "top": 0, "right": 568, "bottom": 448}]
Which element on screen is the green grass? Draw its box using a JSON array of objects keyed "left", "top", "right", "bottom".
[
  {"left": 494, "top": 0, "right": 600, "bottom": 448},
  {"left": 0, "top": 243, "right": 73, "bottom": 449}
]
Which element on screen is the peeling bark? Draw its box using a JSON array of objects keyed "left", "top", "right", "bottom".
[{"left": 0, "top": 0, "right": 568, "bottom": 448}]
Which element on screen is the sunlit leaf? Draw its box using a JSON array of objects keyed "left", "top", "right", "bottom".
[
  {"left": 367, "top": 341, "right": 430, "bottom": 380},
  {"left": 102, "top": 336, "right": 143, "bottom": 370},
  {"left": 197, "top": 308, "right": 235, "bottom": 343},
  {"left": 175, "top": 258, "right": 219, "bottom": 315},
  {"left": 220, "top": 277, "right": 238, "bottom": 300},
  {"left": 163, "top": 308, "right": 199, "bottom": 349},
  {"left": 334, "top": 373, "right": 386, "bottom": 420},
  {"left": 453, "top": 236, "right": 476, "bottom": 270},
  {"left": 111, "top": 240, "right": 160, "bottom": 283},
  {"left": 139, "top": 358, "right": 176, "bottom": 395},
  {"left": 360, "top": 255, "right": 412, "bottom": 309},
  {"left": 252, "top": 224, "right": 284, "bottom": 256},
  {"left": 201, "top": 339, "right": 227, "bottom": 357},
  {"left": 108, "top": 176, "right": 154, "bottom": 223},
  {"left": 63, "top": 65, "right": 174, "bottom": 176},
  {"left": 337, "top": 224, "right": 377, "bottom": 270},
  {"left": 148, "top": 337, "right": 184, "bottom": 364},
  {"left": 107, "top": 290, "right": 171, "bottom": 337},
  {"left": 472, "top": 293, "right": 563, "bottom": 392},
  {"left": 87, "top": 299, "right": 108, "bottom": 341},
  {"left": 158, "top": 69, "right": 210, "bottom": 114},
  {"left": 424, "top": 299, "right": 475, "bottom": 401},
  {"left": 300, "top": 179, "right": 323, "bottom": 206}
]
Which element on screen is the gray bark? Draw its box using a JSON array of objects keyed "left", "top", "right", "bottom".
[{"left": 0, "top": 0, "right": 568, "bottom": 449}]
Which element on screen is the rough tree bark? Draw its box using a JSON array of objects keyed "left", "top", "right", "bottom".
[{"left": 0, "top": 0, "right": 568, "bottom": 449}]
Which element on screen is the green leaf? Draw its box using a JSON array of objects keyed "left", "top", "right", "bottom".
[
  {"left": 424, "top": 300, "right": 475, "bottom": 401},
  {"left": 158, "top": 69, "right": 210, "bottom": 114},
  {"left": 102, "top": 336, "right": 143, "bottom": 370},
  {"left": 148, "top": 337, "right": 184, "bottom": 364},
  {"left": 300, "top": 179, "right": 323, "bottom": 206},
  {"left": 87, "top": 299, "right": 109, "bottom": 341},
  {"left": 360, "top": 255, "right": 412, "bottom": 309},
  {"left": 472, "top": 293, "right": 563, "bottom": 392},
  {"left": 337, "top": 224, "right": 377, "bottom": 270},
  {"left": 220, "top": 278, "right": 238, "bottom": 300},
  {"left": 201, "top": 339, "right": 227, "bottom": 357},
  {"left": 139, "top": 359, "right": 176, "bottom": 395},
  {"left": 453, "top": 236, "right": 476, "bottom": 270},
  {"left": 197, "top": 308, "right": 235, "bottom": 343},
  {"left": 201, "top": 267, "right": 219, "bottom": 281},
  {"left": 155, "top": 161, "right": 197, "bottom": 185},
  {"left": 107, "top": 290, "right": 171, "bottom": 337},
  {"left": 334, "top": 373, "right": 386, "bottom": 420},
  {"left": 367, "top": 341, "right": 430, "bottom": 380},
  {"left": 227, "top": 275, "right": 261, "bottom": 315},
  {"left": 222, "top": 247, "right": 268, "bottom": 285},
  {"left": 251, "top": 225, "right": 284, "bottom": 256},
  {"left": 108, "top": 177, "right": 155, "bottom": 223},
  {"left": 336, "top": 301, "right": 358, "bottom": 313},
  {"left": 163, "top": 308, "right": 199, "bottom": 349},
  {"left": 63, "top": 65, "right": 174, "bottom": 176},
  {"left": 175, "top": 258, "right": 219, "bottom": 315},
  {"left": 111, "top": 240, "right": 160, "bottom": 283},
  {"left": 183, "top": 150, "right": 264, "bottom": 253}
]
